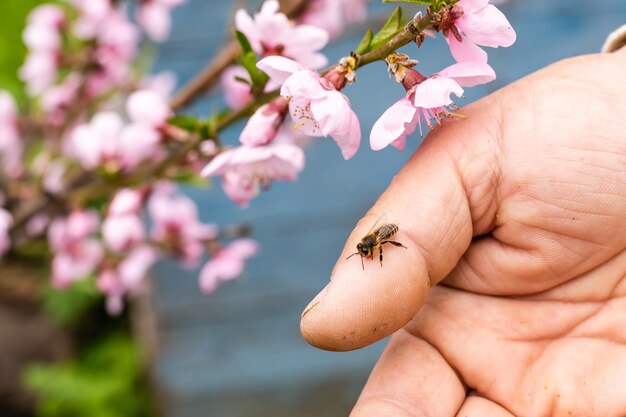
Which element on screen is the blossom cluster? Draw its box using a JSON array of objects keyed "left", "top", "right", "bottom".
[
  {"left": 209, "top": 0, "right": 515, "bottom": 205},
  {"left": 0, "top": 0, "right": 516, "bottom": 315}
]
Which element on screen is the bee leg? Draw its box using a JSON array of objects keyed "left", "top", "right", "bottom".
[
  {"left": 381, "top": 240, "right": 407, "bottom": 249},
  {"left": 379, "top": 246, "right": 383, "bottom": 266}
]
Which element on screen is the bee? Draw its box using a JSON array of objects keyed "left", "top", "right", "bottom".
[{"left": 346, "top": 219, "right": 407, "bottom": 270}]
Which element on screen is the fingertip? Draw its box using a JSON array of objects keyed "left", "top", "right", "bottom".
[{"left": 300, "top": 231, "right": 431, "bottom": 351}]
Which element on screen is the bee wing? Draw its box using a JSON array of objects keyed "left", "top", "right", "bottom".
[{"left": 365, "top": 214, "right": 389, "bottom": 235}]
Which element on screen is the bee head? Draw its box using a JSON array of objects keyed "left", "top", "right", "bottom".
[{"left": 357, "top": 243, "right": 369, "bottom": 256}]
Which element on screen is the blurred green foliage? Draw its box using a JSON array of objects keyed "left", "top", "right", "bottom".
[
  {"left": 0, "top": 0, "right": 45, "bottom": 103},
  {"left": 41, "top": 279, "right": 101, "bottom": 328},
  {"left": 24, "top": 334, "right": 151, "bottom": 417}
]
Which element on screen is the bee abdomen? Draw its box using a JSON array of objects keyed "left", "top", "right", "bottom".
[{"left": 376, "top": 224, "right": 399, "bottom": 240}]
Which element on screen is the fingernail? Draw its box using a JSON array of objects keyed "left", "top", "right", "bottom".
[{"left": 301, "top": 284, "right": 328, "bottom": 320}]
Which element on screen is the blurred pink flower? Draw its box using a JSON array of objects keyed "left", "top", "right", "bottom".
[
  {"left": 221, "top": 66, "right": 253, "bottom": 110},
  {"left": 126, "top": 89, "right": 171, "bottom": 127},
  {"left": 49, "top": 210, "right": 100, "bottom": 250},
  {"left": 26, "top": 213, "right": 50, "bottom": 238},
  {"left": 41, "top": 73, "right": 81, "bottom": 126},
  {"left": 42, "top": 161, "right": 66, "bottom": 194},
  {"left": 109, "top": 189, "right": 144, "bottom": 216},
  {"left": 95, "top": 12, "right": 140, "bottom": 82},
  {"left": 299, "top": 0, "right": 367, "bottom": 39},
  {"left": 199, "top": 238, "right": 258, "bottom": 294},
  {"left": 28, "top": 4, "right": 65, "bottom": 28},
  {"left": 98, "top": 245, "right": 158, "bottom": 315},
  {"left": 0, "top": 208, "right": 12, "bottom": 257},
  {"left": 0, "top": 92, "right": 23, "bottom": 178},
  {"left": 70, "top": 112, "right": 160, "bottom": 172},
  {"left": 23, "top": 4, "right": 64, "bottom": 53},
  {"left": 370, "top": 62, "right": 495, "bottom": 151},
  {"left": 138, "top": 0, "right": 185, "bottom": 42},
  {"left": 71, "top": 0, "right": 114, "bottom": 39},
  {"left": 148, "top": 184, "right": 217, "bottom": 266},
  {"left": 19, "top": 51, "right": 58, "bottom": 96},
  {"left": 142, "top": 71, "right": 177, "bottom": 98},
  {"left": 240, "top": 97, "right": 289, "bottom": 146},
  {"left": 443, "top": 0, "right": 516, "bottom": 62},
  {"left": 201, "top": 142, "right": 305, "bottom": 207},
  {"left": 102, "top": 214, "right": 146, "bottom": 252},
  {"left": 258, "top": 56, "right": 361, "bottom": 159},
  {"left": 49, "top": 211, "right": 103, "bottom": 288},
  {"left": 236, "top": 0, "right": 329, "bottom": 69}
]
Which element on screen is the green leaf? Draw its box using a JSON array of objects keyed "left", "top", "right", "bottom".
[
  {"left": 24, "top": 334, "right": 150, "bottom": 417},
  {"left": 167, "top": 115, "right": 200, "bottom": 132},
  {"left": 355, "top": 29, "right": 374, "bottom": 55},
  {"left": 234, "top": 30, "right": 254, "bottom": 55},
  {"left": 234, "top": 75, "right": 251, "bottom": 85},
  {"left": 171, "top": 169, "right": 209, "bottom": 187},
  {"left": 239, "top": 50, "right": 268, "bottom": 88},
  {"left": 370, "top": 6, "right": 404, "bottom": 51}
]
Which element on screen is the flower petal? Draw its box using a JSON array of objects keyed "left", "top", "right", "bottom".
[
  {"left": 310, "top": 91, "right": 361, "bottom": 159},
  {"left": 457, "top": 4, "right": 516, "bottom": 48},
  {"left": 370, "top": 98, "right": 418, "bottom": 151},
  {"left": 257, "top": 56, "right": 305, "bottom": 85},
  {"left": 438, "top": 61, "right": 496, "bottom": 87},
  {"left": 413, "top": 77, "right": 463, "bottom": 109},
  {"left": 445, "top": 32, "right": 488, "bottom": 63},
  {"left": 280, "top": 69, "right": 326, "bottom": 99}
]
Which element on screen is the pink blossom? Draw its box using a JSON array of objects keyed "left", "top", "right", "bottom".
[
  {"left": 370, "top": 62, "right": 495, "bottom": 151},
  {"left": 0, "top": 208, "right": 12, "bottom": 257},
  {"left": 26, "top": 214, "right": 50, "bottom": 238},
  {"left": 235, "top": 0, "right": 329, "bottom": 69},
  {"left": 148, "top": 184, "right": 217, "bottom": 266},
  {"left": 299, "top": 0, "right": 367, "bottom": 39},
  {"left": 71, "top": 0, "right": 114, "bottom": 39},
  {"left": 102, "top": 214, "right": 145, "bottom": 252},
  {"left": 257, "top": 56, "right": 361, "bottom": 159},
  {"left": 19, "top": 52, "right": 58, "bottom": 96},
  {"left": 142, "top": 71, "right": 177, "bottom": 98},
  {"left": 126, "top": 90, "right": 171, "bottom": 127},
  {"left": 41, "top": 73, "right": 81, "bottom": 126},
  {"left": 72, "top": 4, "right": 139, "bottom": 93},
  {"left": 48, "top": 210, "right": 100, "bottom": 251},
  {"left": 221, "top": 66, "right": 253, "bottom": 110},
  {"left": 240, "top": 97, "right": 289, "bottom": 146},
  {"left": 98, "top": 245, "right": 158, "bottom": 315},
  {"left": 23, "top": 5, "right": 64, "bottom": 53},
  {"left": 49, "top": 211, "right": 103, "bottom": 288},
  {"left": 201, "top": 143, "right": 305, "bottom": 207},
  {"left": 199, "top": 238, "right": 258, "bottom": 294},
  {"left": 42, "top": 161, "right": 66, "bottom": 194},
  {"left": 70, "top": 112, "right": 160, "bottom": 172},
  {"left": 0, "top": 92, "right": 22, "bottom": 178},
  {"left": 138, "top": 0, "right": 185, "bottom": 42},
  {"left": 28, "top": 4, "right": 65, "bottom": 28},
  {"left": 443, "top": 0, "right": 516, "bottom": 63},
  {"left": 109, "top": 189, "right": 144, "bottom": 216},
  {"left": 94, "top": 12, "right": 140, "bottom": 82},
  {"left": 51, "top": 241, "right": 103, "bottom": 287}
]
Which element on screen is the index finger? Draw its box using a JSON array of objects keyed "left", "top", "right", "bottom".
[{"left": 300, "top": 95, "right": 503, "bottom": 351}]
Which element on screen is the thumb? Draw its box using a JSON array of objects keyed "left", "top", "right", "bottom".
[{"left": 300, "top": 92, "right": 506, "bottom": 351}]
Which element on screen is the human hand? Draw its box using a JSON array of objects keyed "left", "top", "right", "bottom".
[{"left": 300, "top": 49, "right": 626, "bottom": 416}]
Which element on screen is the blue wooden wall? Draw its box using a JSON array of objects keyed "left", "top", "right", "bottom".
[{"left": 150, "top": 1, "right": 626, "bottom": 416}]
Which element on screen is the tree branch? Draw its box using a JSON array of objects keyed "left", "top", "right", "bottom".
[{"left": 169, "top": 0, "right": 312, "bottom": 111}]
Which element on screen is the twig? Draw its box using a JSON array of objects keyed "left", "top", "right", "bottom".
[{"left": 169, "top": 0, "right": 312, "bottom": 111}]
